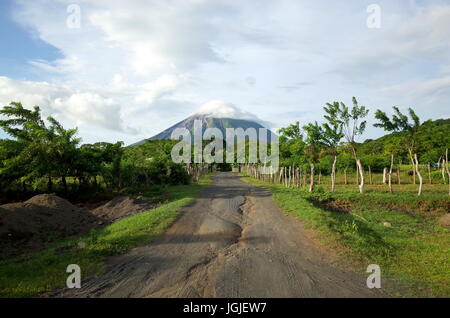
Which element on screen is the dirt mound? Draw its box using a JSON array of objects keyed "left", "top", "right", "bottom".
[
  {"left": 0, "top": 194, "right": 99, "bottom": 259},
  {"left": 0, "top": 194, "right": 157, "bottom": 260},
  {"left": 26, "top": 194, "right": 77, "bottom": 211},
  {"left": 312, "top": 198, "right": 352, "bottom": 214},
  {"left": 437, "top": 214, "right": 450, "bottom": 228},
  {"left": 90, "top": 196, "right": 156, "bottom": 222}
]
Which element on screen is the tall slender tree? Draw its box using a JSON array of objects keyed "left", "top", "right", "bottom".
[
  {"left": 47, "top": 116, "right": 80, "bottom": 192},
  {"left": 374, "top": 106, "right": 423, "bottom": 195},
  {"left": 322, "top": 102, "right": 344, "bottom": 192},
  {"left": 322, "top": 97, "right": 369, "bottom": 193},
  {"left": 303, "top": 121, "right": 324, "bottom": 192}
]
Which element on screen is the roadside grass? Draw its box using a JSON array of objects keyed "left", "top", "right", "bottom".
[
  {"left": 315, "top": 183, "right": 449, "bottom": 215},
  {"left": 240, "top": 175, "right": 450, "bottom": 297},
  {"left": 326, "top": 168, "right": 448, "bottom": 185},
  {"left": 0, "top": 174, "right": 212, "bottom": 298}
]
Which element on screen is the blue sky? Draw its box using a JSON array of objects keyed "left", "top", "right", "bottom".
[
  {"left": 0, "top": 0, "right": 449, "bottom": 144},
  {"left": 0, "top": 0, "right": 60, "bottom": 139},
  {"left": 0, "top": 0, "right": 61, "bottom": 81}
]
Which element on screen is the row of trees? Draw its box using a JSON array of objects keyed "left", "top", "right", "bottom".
[
  {"left": 0, "top": 102, "right": 191, "bottom": 199},
  {"left": 1, "top": 99, "right": 448, "bottom": 199},
  {"left": 277, "top": 97, "right": 450, "bottom": 195}
]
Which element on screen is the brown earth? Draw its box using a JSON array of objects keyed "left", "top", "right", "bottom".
[
  {"left": 90, "top": 196, "right": 156, "bottom": 223},
  {"left": 437, "top": 214, "right": 450, "bottom": 228},
  {"left": 54, "top": 172, "right": 387, "bottom": 298},
  {"left": 0, "top": 194, "right": 156, "bottom": 260},
  {"left": 0, "top": 194, "right": 98, "bottom": 259},
  {"left": 312, "top": 199, "right": 353, "bottom": 214}
]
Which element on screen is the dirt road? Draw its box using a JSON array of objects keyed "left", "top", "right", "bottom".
[{"left": 57, "top": 172, "right": 385, "bottom": 298}]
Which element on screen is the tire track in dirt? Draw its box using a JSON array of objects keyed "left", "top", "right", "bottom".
[{"left": 54, "top": 172, "right": 386, "bottom": 298}]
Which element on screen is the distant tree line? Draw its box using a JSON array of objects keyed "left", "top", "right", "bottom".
[
  {"left": 275, "top": 97, "right": 450, "bottom": 195},
  {"left": 0, "top": 102, "right": 191, "bottom": 200},
  {"left": 1, "top": 99, "right": 449, "bottom": 199}
]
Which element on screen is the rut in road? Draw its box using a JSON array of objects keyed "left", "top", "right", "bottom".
[{"left": 55, "top": 172, "right": 385, "bottom": 298}]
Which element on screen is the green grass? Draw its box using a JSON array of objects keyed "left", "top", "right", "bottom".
[
  {"left": 240, "top": 175, "right": 450, "bottom": 297},
  {"left": 0, "top": 175, "right": 212, "bottom": 298}
]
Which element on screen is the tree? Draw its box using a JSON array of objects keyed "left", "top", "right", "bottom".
[
  {"left": 103, "top": 141, "right": 123, "bottom": 189},
  {"left": 374, "top": 106, "right": 423, "bottom": 195},
  {"left": 47, "top": 116, "right": 81, "bottom": 192},
  {"left": 0, "top": 102, "right": 45, "bottom": 141},
  {"left": 0, "top": 102, "right": 194, "bottom": 198},
  {"left": 0, "top": 139, "right": 28, "bottom": 191},
  {"left": 322, "top": 102, "right": 344, "bottom": 192},
  {"left": 303, "top": 121, "right": 324, "bottom": 192},
  {"left": 278, "top": 121, "right": 302, "bottom": 140},
  {"left": 0, "top": 102, "right": 81, "bottom": 193},
  {"left": 0, "top": 102, "right": 52, "bottom": 191},
  {"left": 278, "top": 121, "right": 305, "bottom": 166},
  {"left": 323, "top": 97, "right": 369, "bottom": 193},
  {"left": 278, "top": 122, "right": 306, "bottom": 188}
]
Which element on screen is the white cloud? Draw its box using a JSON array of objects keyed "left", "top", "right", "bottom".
[
  {"left": 2, "top": 0, "right": 449, "bottom": 144},
  {"left": 0, "top": 77, "right": 69, "bottom": 113},
  {"left": 88, "top": 1, "right": 227, "bottom": 74},
  {"left": 196, "top": 100, "right": 257, "bottom": 120},
  {"left": 134, "top": 75, "right": 181, "bottom": 105},
  {"left": 395, "top": 5, "right": 450, "bottom": 55},
  {"left": 332, "top": 4, "right": 450, "bottom": 80},
  {"left": 0, "top": 76, "right": 125, "bottom": 132},
  {"left": 0, "top": 74, "right": 199, "bottom": 144},
  {"left": 29, "top": 55, "right": 85, "bottom": 74},
  {"left": 380, "top": 76, "right": 450, "bottom": 118},
  {"left": 53, "top": 92, "right": 122, "bottom": 130}
]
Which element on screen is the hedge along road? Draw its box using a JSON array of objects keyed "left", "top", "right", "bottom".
[{"left": 55, "top": 172, "right": 386, "bottom": 298}]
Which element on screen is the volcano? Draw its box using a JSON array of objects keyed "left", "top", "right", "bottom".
[{"left": 131, "top": 101, "right": 274, "bottom": 146}]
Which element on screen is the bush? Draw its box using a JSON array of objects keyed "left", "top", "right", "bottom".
[
  {"left": 167, "top": 163, "right": 191, "bottom": 185},
  {"left": 360, "top": 154, "right": 390, "bottom": 173}
]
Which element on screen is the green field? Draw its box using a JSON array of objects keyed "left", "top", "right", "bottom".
[
  {"left": 0, "top": 174, "right": 212, "bottom": 298},
  {"left": 241, "top": 174, "right": 450, "bottom": 297}
]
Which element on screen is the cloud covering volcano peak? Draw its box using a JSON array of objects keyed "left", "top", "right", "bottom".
[{"left": 195, "top": 100, "right": 256, "bottom": 120}]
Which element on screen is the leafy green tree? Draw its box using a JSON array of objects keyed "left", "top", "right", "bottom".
[
  {"left": 374, "top": 106, "right": 424, "bottom": 194},
  {"left": 0, "top": 102, "right": 44, "bottom": 140},
  {"left": 322, "top": 102, "right": 344, "bottom": 191},
  {"left": 374, "top": 106, "right": 420, "bottom": 162},
  {"left": 322, "top": 97, "right": 369, "bottom": 193},
  {"left": 0, "top": 139, "right": 27, "bottom": 191},
  {"left": 122, "top": 139, "right": 190, "bottom": 187},
  {"left": 303, "top": 121, "right": 325, "bottom": 192},
  {"left": 278, "top": 121, "right": 305, "bottom": 166},
  {"left": 303, "top": 122, "right": 323, "bottom": 163},
  {"left": 47, "top": 116, "right": 80, "bottom": 192},
  {"left": 0, "top": 102, "right": 80, "bottom": 193},
  {"left": 278, "top": 121, "right": 302, "bottom": 140},
  {"left": 0, "top": 102, "right": 53, "bottom": 191}
]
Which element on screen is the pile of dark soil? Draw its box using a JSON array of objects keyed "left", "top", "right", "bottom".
[
  {"left": 0, "top": 194, "right": 157, "bottom": 260},
  {"left": 90, "top": 196, "right": 156, "bottom": 223},
  {"left": 0, "top": 194, "right": 99, "bottom": 259},
  {"left": 312, "top": 198, "right": 353, "bottom": 214}
]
